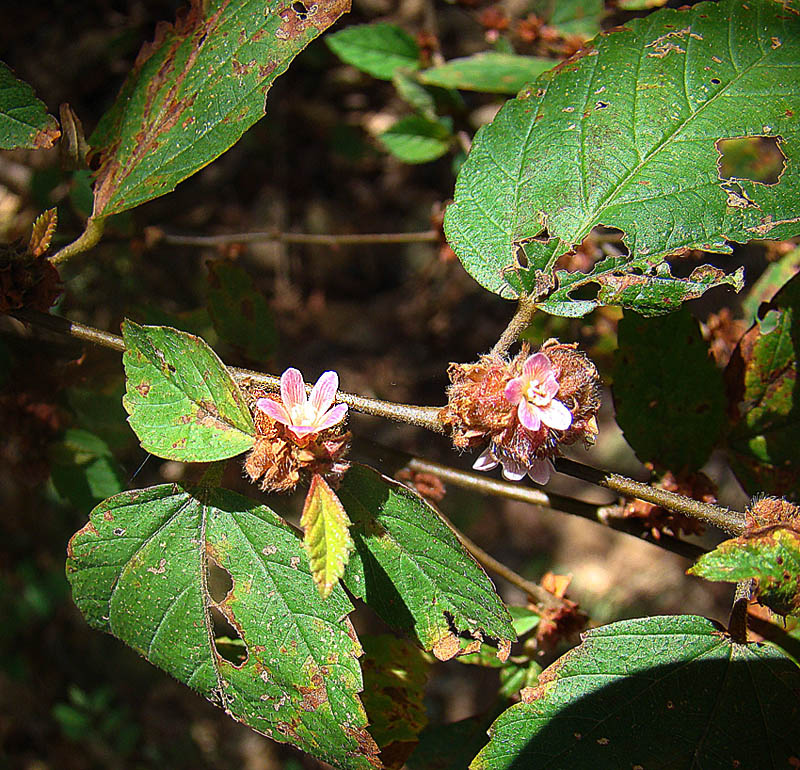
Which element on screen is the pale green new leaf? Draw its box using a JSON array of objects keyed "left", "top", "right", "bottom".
[
  {"left": 419, "top": 53, "right": 554, "bottom": 95},
  {"left": 66, "top": 484, "right": 379, "bottom": 770},
  {"left": 90, "top": 0, "right": 350, "bottom": 217},
  {"left": 301, "top": 474, "right": 354, "bottom": 598},
  {"left": 472, "top": 615, "right": 800, "bottom": 769},
  {"left": 445, "top": 0, "right": 800, "bottom": 307},
  {"left": 122, "top": 321, "right": 254, "bottom": 461},
  {"left": 338, "top": 464, "right": 515, "bottom": 660},
  {"left": 326, "top": 23, "right": 420, "bottom": 80},
  {"left": 378, "top": 116, "right": 451, "bottom": 164}
]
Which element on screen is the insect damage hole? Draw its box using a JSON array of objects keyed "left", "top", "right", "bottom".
[
  {"left": 716, "top": 135, "right": 786, "bottom": 185},
  {"left": 207, "top": 554, "right": 233, "bottom": 603},
  {"left": 291, "top": 0, "right": 309, "bottom": 19},
  {"left": 210, "top": 606, "right": 248, "bottom": 666}
]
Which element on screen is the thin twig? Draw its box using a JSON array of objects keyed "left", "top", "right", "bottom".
[
  {"left": 554, "top": 458, "right": 746, "bottom": 536},
  {"left": 151, "top": 227, "right": 440, "bottom": 248},
  {"left": 50, "top": 216, "right": 106, "bottom": 265},
  {"left": 491, "top": 295, "right": 538, "bottom": 357}
]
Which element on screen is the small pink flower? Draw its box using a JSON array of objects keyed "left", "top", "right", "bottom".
[
  {"left": 503, "top": 353, "right": 572, "bottom": 433},
  {"left": 256, "top": 368, "right": 348, "bottom": 441},
  {"left": 472, "top": 446, "right": 554, "bottom": 485}
]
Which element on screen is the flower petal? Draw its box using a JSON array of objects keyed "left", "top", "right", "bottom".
[
  {"left": 538, "top": 398, "right": 573, "bottom": 431},
  {"left": 541, "top": 371, "right": 560, "bottom": 400},
  {"left": 256, "top": 397, "right": 292, "bottom": 425},
  {"left": 287, "top": 424, "right": 318, "bottom": 439},
  {"left": 503, "top": 377, "right": 524, "bottom": 405},
  {"left": 523, "top": 352, "right": 552, "bottom": 380},
  {"left": 472, "top": 448, "right": 498, "bottom": 472},
  {"left": 500, "top": 457, "right": 527, "bottom": 481},
  {"left": 517, "top": 400, "right": 542, "bottom": 432},
  {"left": 310, "top": 370, "right": 339, "bottom": 414},
  {"left": 280, "top": 367, "right": 306, "bottom": 410},
  {"left": 527, "top": 458, "right": 553, "bottom": 485},
  {"left": 315, "top": 403, "right": 348, "bottom": 431}
]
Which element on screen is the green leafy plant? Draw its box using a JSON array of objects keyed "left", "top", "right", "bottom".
[{"left": 3, "top": 0, "right": 800, "bottom": 768}]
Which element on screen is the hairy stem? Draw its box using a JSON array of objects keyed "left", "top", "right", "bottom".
[
  {"left": 50, "top": 216, "right": 106, "bottom": 265},
  {"left": 150, "top": 227, "right": 440, "bottom": 248},
  {"left": 491, "top": 295, "right": 538, "bottom": 357}
]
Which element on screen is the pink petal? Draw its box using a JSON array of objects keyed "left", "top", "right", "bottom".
[
  {"left": 541, "top": 372, "right": 560, "bottom": 400},
  {"left": 538, "top": 399, "right": 572, "bottom": 431},
  {"left": 523, "top": 353, "right": 552, "bottom": 380},
  {"left": 315, "top": 403, "right": 348, "bottom": 431},
  {"left": 280, "top": 367, "right": 306, "bottom": 410},
  {"left": 472, "top": 448, "right": 498, "bottom": 472},
  {"left": 256, "top": 397, "right": 292, "bottom": 425},
  {"left": 527, "top": 458, "right": 553, "bottom": 485},
  {"left": 500, "top": 457, "right": 527, "bottom": 481},
  {"left": 310, "top": 370, "right": 339, "bottom": 414},
  {"left": 503, "top": 377, "right": 524, "bottom": 405},
  {"left": 517, "top": 400, "right": 542, "bottom": 432},
  {"left": 287, "top": 424, "right": 318, "bottom": 439}
]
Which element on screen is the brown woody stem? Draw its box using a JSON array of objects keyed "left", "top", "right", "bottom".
[{"left": 491, "top": 296, "right": 538, "bottom": 358}]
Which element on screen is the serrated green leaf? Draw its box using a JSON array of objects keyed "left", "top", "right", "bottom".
[
  {"left": 66, "top": 484, "right": 379, "bottom": 770},
  {"left": 206, "top": 259, "right": 277, "bottom": 362},
  {"left": 444, "top": 0, "right": 800, "bottom": 302},
  {"left": 0, "top": 61, "right": 59, "bottom": 150},
  {"left": 472, "top": 615, "right": 800, "bottom": 770},
  {"left": 90, "top": 0, "right": 350, "bottom": 217},
  {"left": 378, "top": 115, "right": 451, "bottom": 164},
  {"left": 326, "top": 23, "right": 420, "bottom": 80},
  {"left": 418, "top": 53, "right": 554, "bottom": 95},
  {"left": 532, "top": 0, "right": 604, "bottom": 39},
  {"left": 689, "top": 527, "right": 800, "bottom": 618},
  {"left": 612, "top": 308, "right": 725, "bottom": 471},
  {"left": 360, "top": 635, "right": 429, "bottom": 768},
  {"left": 122, "top": 321, "right": 254, "bottom": 461},
  {"left": 338, "top": 464, "right": 515, "bottom": 660},
  {"left": 726, "top": 272, "right": 800, "bottom": 495},
  {"left": 301, "top": 474, "right": 354, "bottom": 598}
]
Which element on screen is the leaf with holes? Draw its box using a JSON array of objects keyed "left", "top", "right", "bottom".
[
  {"left": 122, "top": 321, "right": 254, "bottom": 461},
  {"left": 725, "top": 272, "right": 800, "bottom": 496},
  {"left": 612, "top": 307, "right": 725, "bottom": 471},
  {"left": 418, "top": 53, "right": 555, "bottom": 95},
  {"left": 338, "top": 464, "right": 515, "bottom": 661},
  {"left": 444, "top": 0, "right": 800, "bottom": 302},
  {"left": 689, "top": 527, "right": 800, "bottom": 618},
  {"left": 206, "top": 259, "right": 277, "bottom": 362},
  {"left": 89, "top": 0, "right": 350, "bottom": 218},
  {"left": 66, "top": 483, "right": 379, "bottom": 770},
  {"left": 0, "top": 61, "right": 60, "bottom": 150},
  {"left": 301, "top": 474, "right": 354, "bottom": 598},
  {"left": 326, "top": 23, "right": 420, "bottom": 81},
  {"left": 471, "top": 615, "right": 800, "bottom": 770}
]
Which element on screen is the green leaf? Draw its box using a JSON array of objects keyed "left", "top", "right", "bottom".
[
  {"left": 338, "top": 464, "right": 515, "bottom": 660},
  {"left": 472, "top": 615, "right": 800, "bottom": 770},
  {"left": 50, "top": 429, "right": 126, "bottom": 511},
  {"left": 0, "top": 61, "right": 60, "bottom": 150},
  {"left": 378, "top": 115, "right": 451, "bottom": 164},
  {"left": 206, "top": 259, "right": 277, "bottom": 362},
  {"left": 689, "top": 527, "right": 800, "bottom": 618},
  {"left": 532, "top": 0, "right": 604, "bottom": 39},
  {"left": 392, "top": 70, "right": 437, "bottom": 120},
  {"left": 444, "top": 0, "right": 800, "bottom": 302},
  {"left": 741, "top": 245, "right": 800, "bottom": 324},
  {"left": 66, "top": 483, "right": 379, "bottom": 770},
  {"left": 612, "top": 308, "right": 725, "bottom": 471},
  {"left": 326, "top": 23, "right": 420, "bottom": 81},
  {"left": 360, "top": 635, "right": 429, "bottom": 768},
  {"left": 122, "top": 321, "right": 254, "bottom": 461},
  {"left": 90, "top": 0, "right": 350, "bottom": 217},
  {"left": 726, "top": 272, "right": 800, "bottom": 496},
  {"left": 418, "top": 53, "right": 554, "bottom": 95},
  {"left": 66, "top": 384, "right": 131, "bottom": 451},
  {"left": 300, "top": 474, "right": 354, "bottom": 598}
]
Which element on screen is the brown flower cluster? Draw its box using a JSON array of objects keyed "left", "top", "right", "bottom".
[
  {"left": 440, "top": 340, "right": 601, "bottom": 481},
  {"left": 244, "top": 387, "right": 350, "bottom": 493}
]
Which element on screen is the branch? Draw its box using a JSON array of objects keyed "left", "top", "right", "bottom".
[
  {"left": 148, "top": 227, "right": 440, "bottom": 248},
  {"left": 491, "top": 295, "right": 538, "bottom": 357},
  {"left": 50, "top": 216, "right": 106, "bottom": 265}
]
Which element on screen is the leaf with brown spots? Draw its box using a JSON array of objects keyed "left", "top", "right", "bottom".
[
  {"left": 122, "top": 320, "right": 255, "bottom": 461},
  {"left": 90, "top": 0, "right": 350, "bottom": 217},
  {"left": 66, "top": 483, "right": 380, "bottom": 770},
  {"left": 0, "top": 61, "right": 60, "bottom": 150},
  {"left": 472, "top": 615, "right": 800, "bottom": 769}
]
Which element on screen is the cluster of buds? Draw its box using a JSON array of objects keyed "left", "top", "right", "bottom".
[
  {"left": 245, "top": 368, "right": 350, "bottom": 493},
  {"left": 440, "top": 340, "right": 601, "bottom": 484}
]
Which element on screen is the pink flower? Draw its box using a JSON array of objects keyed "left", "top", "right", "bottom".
[
  {"left": 256, "top": 368, "right": 348, "bottom": 441},
  {"left": 503, "top": 353, "right": 572, "bottom": 433},
  {"left": 472, "top": 446, "right": 554, "bottom": 484}
]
